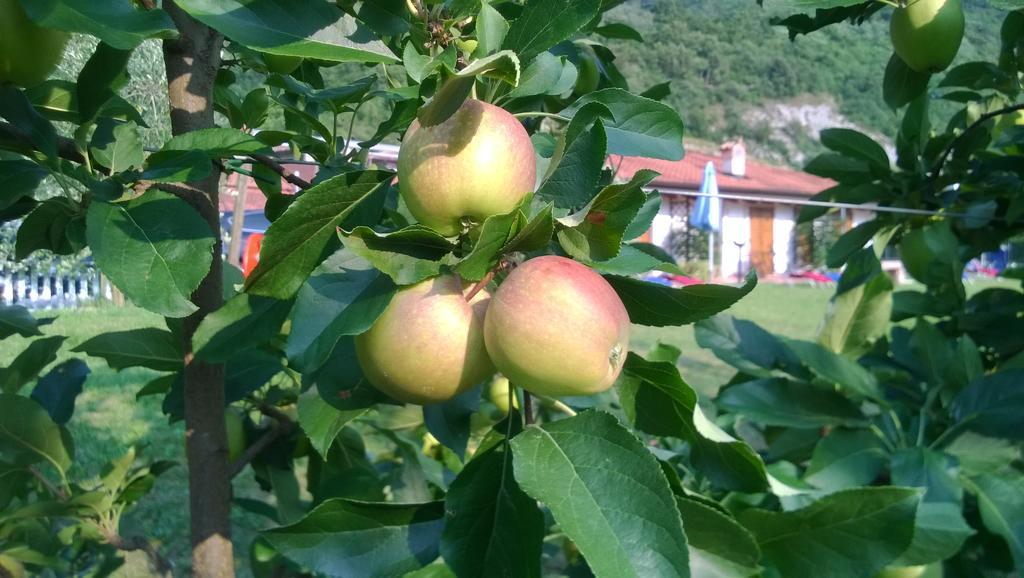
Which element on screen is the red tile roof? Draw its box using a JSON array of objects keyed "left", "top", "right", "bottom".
[
  {"left": 611, "top": 151, "right": 834, "bottom": 197},
  {"left": 218, "top": 161, "right": 316, "bottom": 212}
]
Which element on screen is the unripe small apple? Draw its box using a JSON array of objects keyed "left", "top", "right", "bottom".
[
  {"left": 484, "top": 256, "right": 630, "bottom": 397},
  {"left": 573, "top": 45, "right": 601, "bottom": 96},
  {"left": 356, "top": 274, "right": 494, "bottom": 405},
  {"left": 263, "top": 53, "right": 303, "bottom": 74},
  {"left": 874, "top": 566, "right": 928, "bottom": 578},
  {"left": 488, "top": 375, "right": 519, "bottom": 414},
  {"left": 890, "top": 0, "right": 964, "bottom": 73},
  {"left": 0, "top": 0, "right": 69, "bottom": 88},
  {"left": 0, "top": 555, "right": 25, "bottom": 578},
  {"left": 397, "top": 99, "right": 535, "bottom": 236},
  {"left": 225, "top": 409, "right": 246, "bottom": 462}
]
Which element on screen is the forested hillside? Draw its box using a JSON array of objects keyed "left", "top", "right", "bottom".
[{"left": 603, "top": 0, "right": 1004, "bottom": 164}]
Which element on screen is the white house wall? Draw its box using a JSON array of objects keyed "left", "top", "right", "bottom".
[
  {"left": 773, "top": 205, "right": 794, "bottom": 274},
  {"left": 719, "top": 200, "right": 750, "bottom": 279},
  {"left": 651, "top": 202, "right": 674, "bottom": 248}
]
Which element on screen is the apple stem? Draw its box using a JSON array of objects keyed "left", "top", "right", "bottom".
[
  {"left": 535, "top": 395, "right": 578, "bottom": 417},
  {"left": 523, "top": 391, "right": 535, "bottom": 425},
  {"left": 464, "top": 270, "right": 495, "bottom": 302}
]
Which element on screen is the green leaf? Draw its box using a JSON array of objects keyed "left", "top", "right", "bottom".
[
  {"left": 417, "top": 51, "right": 521, "bottom": 126},
  {"left": 804, "top": 153, "right": 873, "bottom": 184},
  {"left": 263, "top": 499, "right": 444, "bottom": 577},
  {"left": 883, "top": 53, "right": 931, "bottom": 110},
  {"left": 892, "top": 447, "right": 962, "bottom": 505},
  {"left": 287, "top": 250, "right": 396, "bottom": 373},
  {"left": 695, "top": 314, "right": 804, "bottom": 379},
  {"left": 0, "top": 393, "right": 71, "bottom": 473},
  {"left": 0, "top": 305, "right": 44, "bottom": 339},
  {"left": 511, "top": 411, "right": 690, "bottom": 578},
  {"left": 455, "top": 210, "right": 521, "bottom": 281},
  {"left": 175, "top": 0, "right": 398, "bottom": 63},
  {"left": 617, "top": 352, "right": 768, "bottom": 492},
  {"left": 340, "top": 225, "right": 458, "bottom": 287},
  {"left": 562, "top": 88, "right": 685, "bottom": 160},
  {"left": 76, "top": 42, "right": 132, "bottom": 123},
  {"left": 945, "top": 433, "right": 1021, "bottom": 476},
  {"left": 193, "top": 293, "right": 293, "bottom": 362},
  {"left": 676, "top": 497, "right": 760, "bottom": 578},
  {"left": 29, "top": 359, "right": 89, "bottom": 426},
  {"left": 245, "top": 170, "right": 394, "bottom": 299},
  {"left": 784, "top": 339, "right": 883, "bottom": 400},
  {"left": 827, "top": 219, "right": 886, "bottom": 269},
  {"left": 422, "top": 385, "right": 480, "bottom": 460},
  {"left": 0, "top": 336, "right": 65, "bottom": 395},
  {"left": 160, "top": 127, "right": 269, "bottom": 158},
  {"left": 441, "top": 418, "right": 543, "bottom": 578},
  {"left": 536, "top": 118, "right": 607, "bottom": 209},
  {"left": 817, "top": 271, "right": 892, "bottom": 357},
  {"left": 307, "top": 337, "right": 394, "bottom": 411},
  {"left": 73, "top": 328, "right": 182, "bottom": 372},
  {"left": 506, "top": 53, "right": 573, "bottom": 99},
  {"left": 502, "top": 0, "right": 601, "bottom": 63},
  {"left": 963, "top": 474, "right": 1024, "bottom": 573},
  {"left": 25, "top": 79, "right": 147, "bottom": 126},
  {"left": 951, "top": 369, "right": 1024, "bottom": 440},
  {"left": 557, "top": 169, "right": 655, "bottom": 261},
  {"left": 504, "top": 204, "right": 554, "bottom": 253},
  {"left": 740, "top": 487, "right": 921, "bottom": 578},
  {"left": 15, "top": 198, "right": 82, "bottom": 260},
  {"left": 297, "top": 388, "right": 366, "bottom": 459},
  {"left": 474, "top": 1, "right": 509, "bottom": 57},
  {"left": 89, "top": 120, "right": 144, "bottom": 173},
  {"left": 141, "top": 149, "right": 212, "bottom": 183},
  {"left": 820, "top": 128, "right": 890, "bottom": 173},
  {"left": 20, "top": 0, "right": 177, "bottom": 50},
  {"left": 804, "top": 429, "right": 888, "bottom": 491},
  {"left": 0, "top": 84, "right": 57, "bottom": 158},
  {"left": 717, "top": 378, "right": 866, "bottom": 428},
  {"left": 893, "top": 502, "right": 975, "bottom": 566},
  {"left": 605, "top": 271, "right": 756, "bottom": 327},
  {"left": 87, "top": 188, "right": 215, "bottom": 317},
  {"left": 0, "top": 160, "right": 47, "bottom": 211}
]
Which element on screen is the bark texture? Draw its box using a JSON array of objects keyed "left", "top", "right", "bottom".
[{"left": 161, "top": 3, "right": 233, "bottom": 577}]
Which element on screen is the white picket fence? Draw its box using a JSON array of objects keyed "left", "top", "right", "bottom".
[{"left": 0, "top": 267, "right": 112, "bottom": 310}]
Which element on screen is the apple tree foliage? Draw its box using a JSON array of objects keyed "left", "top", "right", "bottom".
[{"left": 0, "top": 0, "right": 1018, "bottom": 577}]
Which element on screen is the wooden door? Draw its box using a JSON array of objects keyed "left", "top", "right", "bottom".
[{"left": 749, "top": 205, "right": 774, "bottom": 276}]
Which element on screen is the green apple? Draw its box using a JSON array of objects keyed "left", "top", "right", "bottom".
[
  {"left": 993, "top": 109, "right": 1024, "bottom": 140},
  {"left": 356, "top": 274, "right": 495, "bottom": 405},
  {"left": 0, "top": 555, "right": 25, "bottom": 578},
  {"left": 397, "top": 99, "right": 536, "bottom": 236},
  {"left": 484, "top": 256, "right": 631, "bottom": 397},
  {"left": 225, "top": 409, "right": 246, "bottom": 463},
  {"left": 890, "top": 0, "right": 965, "bottom": 73},
  {"left": 874, "top": 566, "right": 928, "bottom": 578},
  {"left": 263, "top": 53, "right": 302, "bottom": 74},
  {"left": 488, "top": 375, "right": 519, "bottom": 414},
  {"left": 573, "top": 45, "right": 601, "bottom": 96},
  {"left": 0, "top": 0, "right": 69, "bottom": 87}
]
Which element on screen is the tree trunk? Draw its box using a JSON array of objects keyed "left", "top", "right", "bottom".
[{"left": 161, "top": 3, "right": 234, "bottom": 577}]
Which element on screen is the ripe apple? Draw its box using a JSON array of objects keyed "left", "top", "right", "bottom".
[
  {"left": 874, "top": 566, "right": 928, "bottom": 578},
  {"left": 484, "top": 256, "right": 630, "bottom": 397},
  {"left": 397, "top": 99, "right": 536, "bottom": 236},
  {"left": 355, "top": 274, "right": 495, "bottom": 405},
  {"left": 263, "top": 53, "right": 302, "bottom": 75},
  {"left": 225, "top": 408, "right": 246, "bottom": 462},
  {"left": 890, "top": 0, "right": 964, "bottom": 73},
  {"left": 0, "top": 0, "right": 69, "bottom": 88}
]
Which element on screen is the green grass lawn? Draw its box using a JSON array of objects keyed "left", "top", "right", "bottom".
[{"left": 1, "top": 277, "right": 1011, "bottom": 575}]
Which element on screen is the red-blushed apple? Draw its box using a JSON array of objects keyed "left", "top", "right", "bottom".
[
  {"left": 890, "top": 0, "right": 964, "bottom": 73},
  {"left": 355, "top": 274, "right": 495, "bottom": 405},
  {"left": 484, "top": 256, "right": 630, "bottom": 397},
  {"left": 0, "top": 0, "right": 69, "bottom": 88},
  {"left": 397, "top": 99, "right": 536, "bottom": 236}
]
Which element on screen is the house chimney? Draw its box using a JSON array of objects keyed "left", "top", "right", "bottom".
[{"left": 720, "top": 138, "right": 746, "bottom": 178}]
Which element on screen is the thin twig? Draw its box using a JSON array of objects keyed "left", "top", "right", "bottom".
[
  {"left": 227, "top": 405, "right": 294, "bottom": 479},
  {"left": 523, "top": 391, "right": 534, "bottom": 425},
  {"left": 464, "top": 270, "right": 495, "bottom": 302},
  {"left": 930, "top": 103, "right": 1024, "bottom": 180},
  {"left": 28, "top": 465, "right": 66, "bottom": 500},
  {"left": 0, "top": 121, "right": 98, "bottom": 171},
  {"left": 249, "top": 154, "right": 313, "bottom": 190}
]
